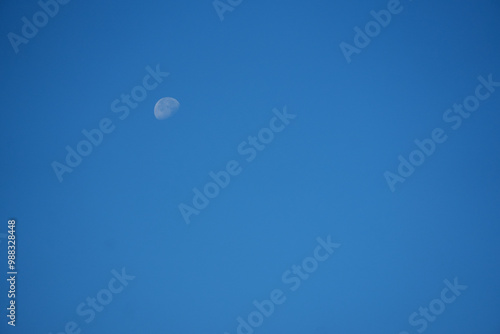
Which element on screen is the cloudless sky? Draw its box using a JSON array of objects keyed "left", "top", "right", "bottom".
[{"left": 1, "top": 0, "right": 500, "bottom": 333}]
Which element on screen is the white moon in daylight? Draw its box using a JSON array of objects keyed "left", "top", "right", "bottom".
[{"left": 154, "top": 97, "right": 180, "bottom": 120}]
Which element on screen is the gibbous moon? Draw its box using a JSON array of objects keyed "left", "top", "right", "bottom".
[{"left": 154, "top": 97, "right": 180, "bottom": 120}]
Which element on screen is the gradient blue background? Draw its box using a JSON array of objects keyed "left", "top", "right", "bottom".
[{"left": 1, "top": 0, "right": 500, "bottom": 333}]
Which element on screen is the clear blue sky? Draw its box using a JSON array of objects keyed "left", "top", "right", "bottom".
[{"left": 1, "top": 0, "right": 500, "bottom": 333}]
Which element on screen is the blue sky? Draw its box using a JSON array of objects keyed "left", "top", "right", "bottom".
[{"left": 1, "top": 0, "right": 500, "bottom": 333}]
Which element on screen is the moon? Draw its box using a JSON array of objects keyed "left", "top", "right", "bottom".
[{"left": 154, "top": 97, "right": 179, "bottom": 120}]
